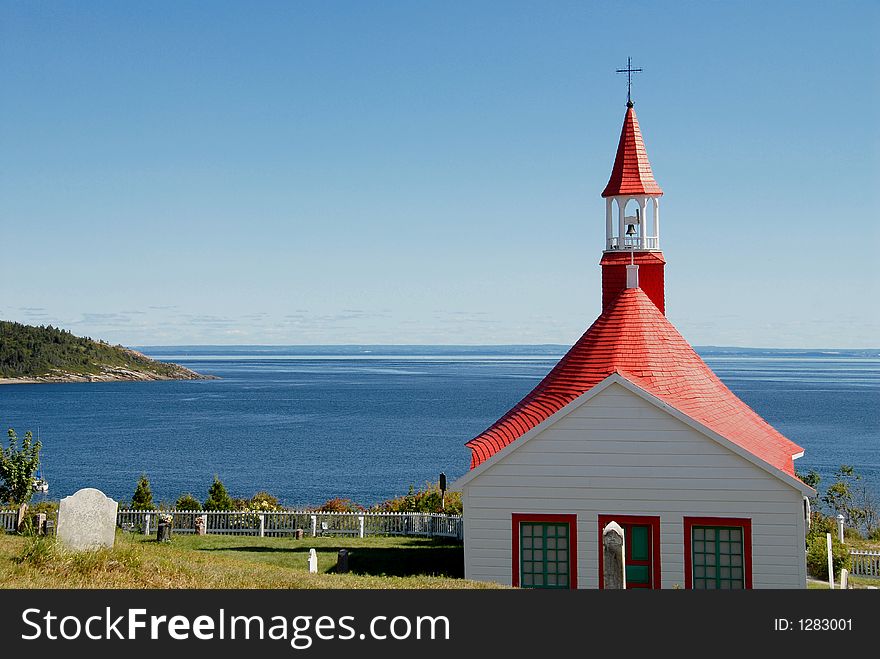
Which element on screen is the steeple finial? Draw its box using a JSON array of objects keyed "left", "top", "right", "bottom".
[{"left": 616, "top": 57, "right": 642, "bottom": 106}]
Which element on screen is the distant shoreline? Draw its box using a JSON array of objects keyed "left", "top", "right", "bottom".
[{"left": 0, "top": 369, "right": 218, "bottom": 385}]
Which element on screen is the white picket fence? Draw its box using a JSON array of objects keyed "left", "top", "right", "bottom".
[
  {"left": 849, "top": 550, "right": 880, "bottom": 578},
  {"left": 116, "top": 509, "right": 463, "bottom": 540},
  {"left": 1, "top": 509, "right": 17, "bottom": 533}
]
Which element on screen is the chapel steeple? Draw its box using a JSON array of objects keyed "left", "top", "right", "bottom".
[{"left": 599, "top": 62, "right": 666, "bottom": 315}]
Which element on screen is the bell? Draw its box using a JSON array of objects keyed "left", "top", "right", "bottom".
[{"left": 626, "top": 223, "right": 637, "bottom": 236}]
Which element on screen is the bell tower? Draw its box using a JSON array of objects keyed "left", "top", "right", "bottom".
[{"left": 599, "top": 60, "right": 665, "bottom": 314}]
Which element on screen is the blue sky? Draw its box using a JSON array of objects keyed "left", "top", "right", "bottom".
[{"left": 1, "top": 1, "right": 877, "bottom": 348}]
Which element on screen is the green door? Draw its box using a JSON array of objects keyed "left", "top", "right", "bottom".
[{"left": 624, "top": 524, "right": 652, "bottom": 588}]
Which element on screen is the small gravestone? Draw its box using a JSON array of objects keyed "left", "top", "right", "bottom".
[
  {"left": 57, "top": 488, "right": 118, "bottom": 551},
  {"left": 156, "top": 515, "right": 172, "bottom": 543},
  {"left": 195, "top": 514, "right": 207, "bottom": 536},
  {"left": 337, "top": 549, "right": 349, "bottom": 574},
  {"left": 294, "top": 528, "right": 304, "bottom": 540},
  {"left": 840, "top": 568, "right": 849, "bottom": 590},
  {"left": 602, "top": 521, "right": 626, "bottom": 589},
  {"left": 16, "top": 502, "right": 28, "bottom": 532},
  {"left": 34, "top": 513, "right": 47, "bottom": 535},
  {"left": 308, "top": 548, "right": 318, "bottom": 573}
]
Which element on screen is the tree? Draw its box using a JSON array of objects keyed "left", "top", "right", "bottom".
[
  {"left": 822, "top": 465, "right": 865, "bottom": 530},
  {"left": 131, "top": 474, "right": 154, "bottom": 510},
  {"left": 796, "top": 468, "right": 821, "bottom": 510},
  {"left": 204, "top": 476, "right": 233, "bottom": 511},
  {"left": 0, "top": 428, "right": 42, "bottom": 506},
  {"left": 175, "top": 493, "right": 202, "bottom": 510}
]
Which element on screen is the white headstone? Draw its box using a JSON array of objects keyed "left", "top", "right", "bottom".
[
  {"left": 603, "top": 521, "right": 626, "bottom": 589},
  {"left": 57, "top": 488, "right": 118, "bottom": 551},
  {"left": 826, "top": 533, "right": 835, "bottom": 590},
  {"left": 308, "top": 548, "right": 318, "bottom": 574},
  {"left": 840, "top": 568, "right": 848, "bottom": 590}
]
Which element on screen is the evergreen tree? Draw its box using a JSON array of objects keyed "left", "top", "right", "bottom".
[
  {"left": 204, "top": 476, "right": 233, "bottom": 511},
  {"left": 131, "top": 474, "right": 154, "bottom": 510},
  {"left": 175, "top": 493, "right": 202, "bottom": 510}
]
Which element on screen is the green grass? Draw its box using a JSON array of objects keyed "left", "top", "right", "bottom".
[{"left": 0, "top": 531, "right": 501, "bottom": 589}]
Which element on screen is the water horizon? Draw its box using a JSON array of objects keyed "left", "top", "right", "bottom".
[{"left": 3, "top": 345, "right": 877, "bottom": 509}]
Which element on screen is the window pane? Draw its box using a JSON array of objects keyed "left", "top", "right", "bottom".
[
  {"left": 692, "top": 524, "right": 746, "bottom": 590},
  {"left": 519, "top": 522, "right": 570, "bottom": 589}
]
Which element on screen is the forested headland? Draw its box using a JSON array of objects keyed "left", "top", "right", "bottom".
[{"left": 0, "top": 321, "right": 210, "bottom": 383}]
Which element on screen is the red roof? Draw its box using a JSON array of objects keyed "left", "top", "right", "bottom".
[
  {"left": 601, "top": 105, "right": 663, "bottom": 198},
  {"left": 466, "top": 287, "right": 803, "bottom": 476}
]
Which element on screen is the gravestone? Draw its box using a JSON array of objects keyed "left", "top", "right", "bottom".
[
  {"left": 57, "top": 488, "right": 118, "bottom": 551},
  {"left": 308, "top": 548, "right": 318, "bottom": 574},
  {"left": 337, "top": 549, "right": 350, "bottom": 574},
  {"left": 16, "top": 502, "right": 28, "bottom": 532},
  {"left": 294, "top": 528, "right": 304, "bottom": 540},
  {"left": 840, "top": 568, "right": 849, "bottom": 590},
  {"left": 602, "top": 521, "right": 626, "bottom": 589},
  {"left": 195, "top": 514, "right": 207, "bottom": 536},
  {"left": 34, "top": 513, "right": 47, "bottom": 536}
]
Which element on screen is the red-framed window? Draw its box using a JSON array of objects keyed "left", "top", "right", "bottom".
[
  {"left": 683, "top": 517, "right": 752, "bottom": 589},
  {"left": 597, "top": 515, "right": 661, "bottom": 589},
  {"left": 512, "top": 513, "right": 578, "bottom": 589}
]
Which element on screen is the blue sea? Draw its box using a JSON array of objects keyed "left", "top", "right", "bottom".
[{"left": 1, "top": 346, "right": 878, "bottom": 508}]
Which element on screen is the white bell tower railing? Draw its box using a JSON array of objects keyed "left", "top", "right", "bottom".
[{"left": 605, "top": 195, "right": 661, "bottom": 251}]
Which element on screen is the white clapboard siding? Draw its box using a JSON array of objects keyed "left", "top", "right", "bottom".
[{"left": 462, "top": 382, "right": 807, "bottom": 589}]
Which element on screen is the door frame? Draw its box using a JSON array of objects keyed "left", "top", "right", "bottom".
[{"left": 597, "top": 514, "right": 661, "bottom": 589}]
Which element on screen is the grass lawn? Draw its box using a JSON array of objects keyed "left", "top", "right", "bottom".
[{"left": 0, "top": 531, "right": 501, "bottom": 589}]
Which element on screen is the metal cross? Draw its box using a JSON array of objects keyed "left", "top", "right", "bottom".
[{"left": 616, "top": 57, "right": 642, "bottom": 105}]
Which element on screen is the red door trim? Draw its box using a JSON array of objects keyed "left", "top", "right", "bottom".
[
  {"left": 597, "top": 514, "right": 661, "bottom": 589},
  {"left": 683, "top": 516, "right": 753, "bottom": 590},
  {"left": 511, "top": 513, "right": 578, "bottom": 589}
]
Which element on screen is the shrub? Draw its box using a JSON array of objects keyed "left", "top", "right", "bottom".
[
  {"left": 175, "top": 493, "right": 202, "bottom": 511},
  {"left": 249, "top": 491, "right": 283, "bottom": 511},
  {"left": 843, "top": 526, "right": 864, "bottom": 541},
  {"left": 807, "top": 511, "right": 835, "bottom": 538},
  {"left": 374, "top": 481, "right": 463, "bottom": 515},
  {"left": 806, "top": 533, "right": 850, "bottom": 581},
  {"left": 131, "top": 474, "right": 154, "bottom": 510},
  {"left": 317, "top": 497, "right": 364, "bottom": 513}
]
